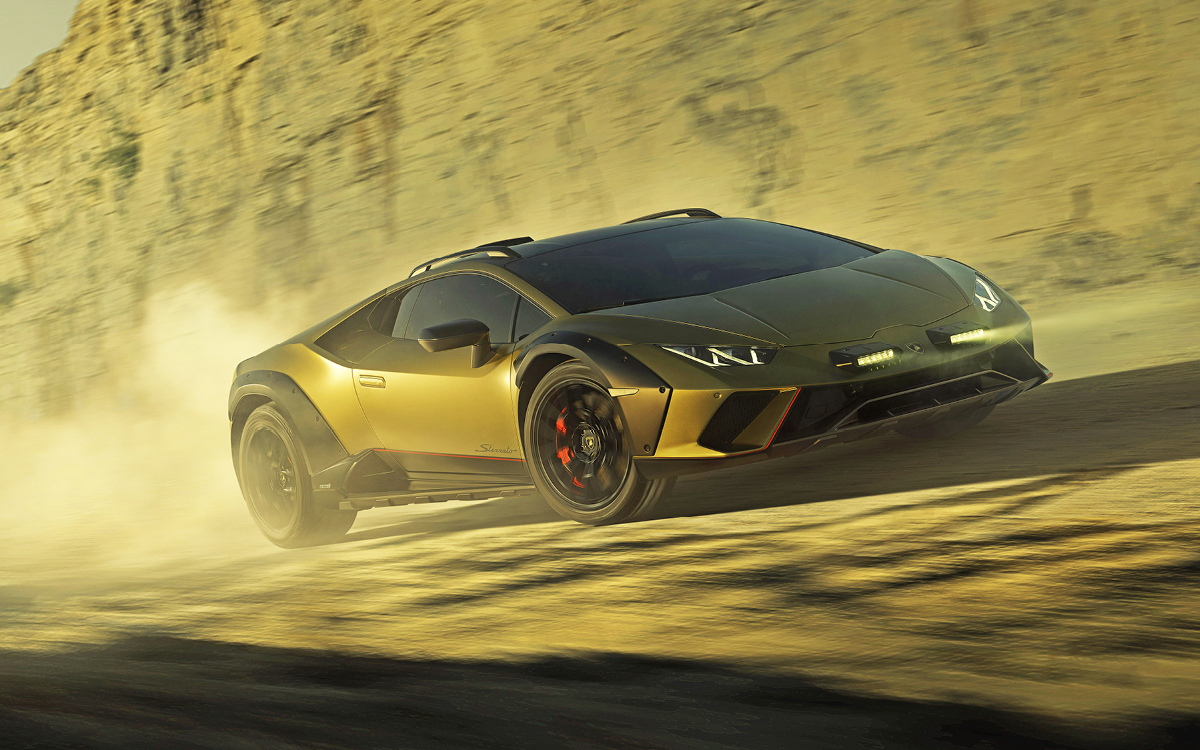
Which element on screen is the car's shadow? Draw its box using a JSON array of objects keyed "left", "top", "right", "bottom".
[
  {"left": 7, "top": 634, "right": 1190, "bottom": 750},
  {"left": 339, "top": 359, "right": 1200, "bottom": 544}
]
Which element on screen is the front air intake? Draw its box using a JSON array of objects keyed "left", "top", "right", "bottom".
[{"left": 698, "top": 391, "right": 779, "bottom": 452}]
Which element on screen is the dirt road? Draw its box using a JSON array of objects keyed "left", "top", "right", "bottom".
[{"left": 1, "top": 283, "right": 1199, "bottom": 749}]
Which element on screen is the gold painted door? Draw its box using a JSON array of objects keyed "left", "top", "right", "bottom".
[
  {"left": 351, "top": 272, "right": 527, "bottom": 477},
  {"left": 352, "top": 339, "right": 524, "bottom": 476}
]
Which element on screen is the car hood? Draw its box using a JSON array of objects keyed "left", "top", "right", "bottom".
[{"left": 593, "top": 250, "right": 970, "bottom": 345}]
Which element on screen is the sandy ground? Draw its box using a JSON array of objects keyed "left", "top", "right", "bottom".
[{"left": 1, "top": 277, "right": 1199, "bottom": 749}]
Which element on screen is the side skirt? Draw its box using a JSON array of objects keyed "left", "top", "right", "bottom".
[
  {"left": 335, "top": 485, "right": 538, "bottom": 512},
  {"left": 311, "top": 449, "right": 536, "bottom": 511}
]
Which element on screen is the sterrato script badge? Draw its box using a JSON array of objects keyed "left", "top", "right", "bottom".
[{"left": 477, "top": 444, "right": 520, "bottom": 455}]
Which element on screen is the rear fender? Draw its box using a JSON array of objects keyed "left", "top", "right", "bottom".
[{"left": 228, "top": 371, "right": 349, "bottom": 476}]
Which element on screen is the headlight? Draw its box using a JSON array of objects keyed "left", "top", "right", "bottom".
[
  {"left": 974, "top": 276, "right": 1002, "bottom": 312},
  {"left": 659, "top": 345, "right": 777, "bottom": 367}
]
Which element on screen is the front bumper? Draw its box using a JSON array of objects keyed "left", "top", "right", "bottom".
[{"left": 634, "top": 337, "right": 1050, "bottom": 480}]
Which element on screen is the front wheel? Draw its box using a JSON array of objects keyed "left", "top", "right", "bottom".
[
  {"left": 237, "top": 404, "right": 357, "bottom": 548},
  {"left": 524, "top": 362, "right": 674, "bottom": 525}
]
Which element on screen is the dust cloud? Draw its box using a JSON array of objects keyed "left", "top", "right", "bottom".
[{"left": 0, "top": 284, "right": 295, "bottom": 586}]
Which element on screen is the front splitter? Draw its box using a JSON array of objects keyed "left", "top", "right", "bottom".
[{"left": 635, "top": 368, "right": 1049, "bottom": 481}]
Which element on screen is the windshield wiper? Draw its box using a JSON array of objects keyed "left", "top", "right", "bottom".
[{"left": 575, "top": 293, "right": 699, "bottom": 314}]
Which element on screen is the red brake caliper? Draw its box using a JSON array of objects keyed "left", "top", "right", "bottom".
[
  {"left": 556, "top": 408, "right": 573, "bottom": 467},
  {"left": 556, "top": 407, "right": 587, "bottom": 489}
]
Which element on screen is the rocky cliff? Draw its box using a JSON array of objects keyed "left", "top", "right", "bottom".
[{"left": 1, "top": 0, "right": 1197, "bottom": 420}]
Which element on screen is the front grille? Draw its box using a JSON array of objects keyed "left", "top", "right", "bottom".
[
  {"left": 773, "top": 340, "right": 1040, "bottom": 444},
  {"left": 698, "top": 390, "right": 779, "bottom": 452}
]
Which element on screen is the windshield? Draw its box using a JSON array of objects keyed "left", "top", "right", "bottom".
[{"left": 505, "top": 219, "right": 875, "bottom": 314}]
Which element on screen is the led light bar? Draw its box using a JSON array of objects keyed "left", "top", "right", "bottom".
[
  {"left": 830, "top": 343, "right": 900, "bottom": 371},
  {"left": 927, "top": 322, "right": 990, "bottom": 347},
  {"left": 856, "top": 349, "right": 895, "bottom": 367},
  {"left": 949, "top": 328, "right": 987, "bottom": 345}
]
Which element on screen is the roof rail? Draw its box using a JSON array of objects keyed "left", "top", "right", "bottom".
[
  {"left": 477, "top": 236, "right": 534, "bottom": 249},
  {"left": 622, "top": 208, "right": 721, "bottom": 224},
  {"left": 408, "top": 237, "right": 534, "bottom": 278}
]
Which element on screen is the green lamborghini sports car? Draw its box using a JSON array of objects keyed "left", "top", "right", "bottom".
[{"left": 229, "top": 208, "right": 1050, "bottom": 547}]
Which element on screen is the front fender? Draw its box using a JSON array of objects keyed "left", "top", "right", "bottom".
[{"left": 514, "top": 332, "right": 671, "bottom": 457}]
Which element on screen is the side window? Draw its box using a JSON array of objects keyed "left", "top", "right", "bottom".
[
  {"left": 402, "top": 274, "right": 519, "bottom": 343},
  {"left": 367, "top": 291, "right": 402, "bottom": 335},
  {"left": 314, "top": 292, "right": 400, "bottom": 364},
  {"left": 390, "top": 285, "right": 422, "bottom": 338},
  {"left": 513, "top": 297, "right": 553, "bottom": 341}
]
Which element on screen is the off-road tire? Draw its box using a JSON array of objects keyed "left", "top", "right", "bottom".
[
  {"left": 524, "top": 361, "right": 675, "bottom": 525},
  {"left": 238, "top": 403, "right": 357, "bottom": 548}
]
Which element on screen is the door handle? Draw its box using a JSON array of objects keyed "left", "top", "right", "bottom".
[{"left": 358, "top": 375, "right": 386, "bottom": 388}]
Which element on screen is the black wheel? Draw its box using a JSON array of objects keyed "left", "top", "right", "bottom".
[
  {"left": 524, "top": 362, "right": 675, "bottom": 525},
  {"left": 896, "top": 404, "right": 996, "bottom": 439},
  {"left": 238, "top": 404, "right": 357, "bottom": 548}
]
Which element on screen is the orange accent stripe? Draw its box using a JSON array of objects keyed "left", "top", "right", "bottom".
[
  {"left": 765, "top": 389, "right": 802, "bottom": 447},
  {"left": 721, "top": 388, "right": 801, "bottom": 458},
  {"left": 376, "top": 448, "right": 526, "bottom": 462}
]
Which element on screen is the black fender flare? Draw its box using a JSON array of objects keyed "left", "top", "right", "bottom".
[
  {"left": 228, "top": 370, "right": 349, "bottom": 476},
  {"left": 513, "top": 332, "right": 671, "bottom": 457}
]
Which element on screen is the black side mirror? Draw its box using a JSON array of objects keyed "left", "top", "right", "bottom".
[{"left": 418, "top": 318, "right": 493, "bottom": 368}]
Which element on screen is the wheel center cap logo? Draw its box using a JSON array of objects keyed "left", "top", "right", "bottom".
[
  {"left": 906, "top": 343, "right": 924, "bottom": 353},
  {"left": 580, "top": 428, "right": 599, "bottom": 456}
]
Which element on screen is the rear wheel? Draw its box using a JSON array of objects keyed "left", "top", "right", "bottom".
[
  {"left": 238, "top": 404, "right": 357, "bottom": 548},
  {"left": 525, "top": 362, "right": 674, "bottom": 525},
  {"left": 896, "top": 404, "right": 995, "bottom": 439}
]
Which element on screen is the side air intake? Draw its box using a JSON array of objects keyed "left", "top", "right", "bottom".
[{"left": 698, "top": 391, "right": 778, "bottom": 452}]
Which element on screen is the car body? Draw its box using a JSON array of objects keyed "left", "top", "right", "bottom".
[{"left": 229, "top": 209, "right": 1050, "bottom": 546}]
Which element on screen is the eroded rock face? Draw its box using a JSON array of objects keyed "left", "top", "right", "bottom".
[{"left": 1, "top": 0, "right": 1198, "bottom": 419}]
